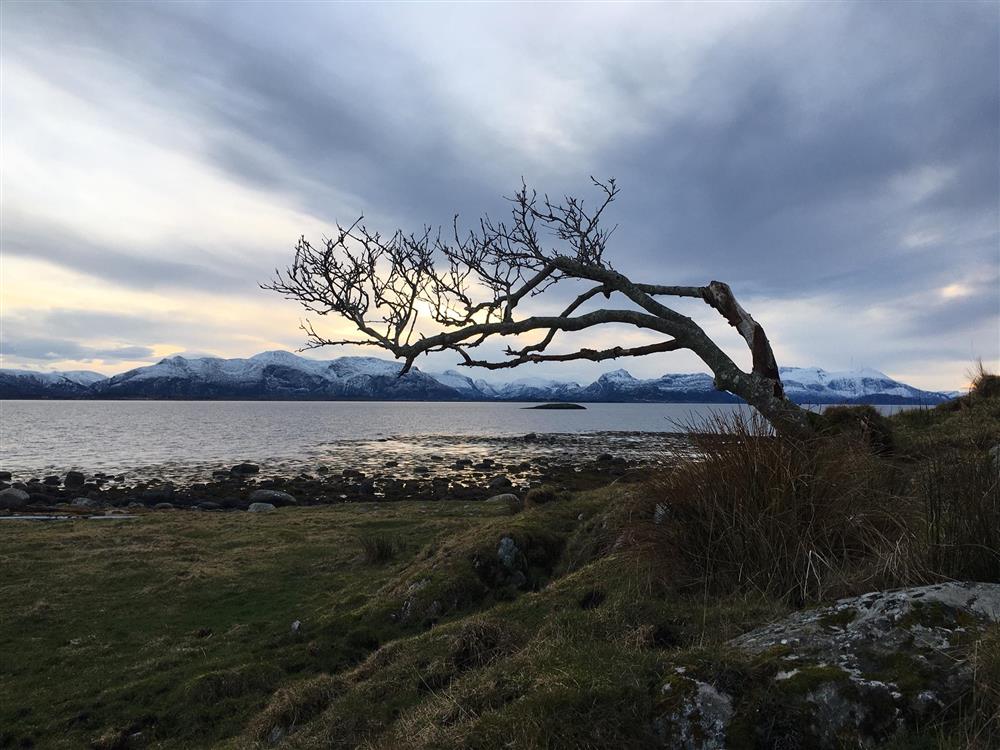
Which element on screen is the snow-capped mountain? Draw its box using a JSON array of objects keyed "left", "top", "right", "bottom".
[
  {"left": 777, "top": 367, "right": 944, "bottom": 404},
  {"left": 86, "top": 351, "right": 458, "bottom": 400},
  {"left": 0, "top": 368, "right": 107, "bottom": 397},
  {"left": 0, "top": 352, "right": 955, "bottom": 404}
]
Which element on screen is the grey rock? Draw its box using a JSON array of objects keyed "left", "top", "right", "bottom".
[
  {"left": 0, "top": 487, "right": 30, "bottom": 509},
  {"left": 248, "top": 489, "right": 297, "bottom": 506},
  {"left": 141, "top": 485, "right": 174, "bottom": 502},
  {"left": 248, "top": 502, "right": 276, "bottom": 513},
  {"left": 0, "top": 471, "right": 11, "bottom": 481},
  {"left": 655, "top": 678, "right": 733, "bottom": 749},
  {"left": 342, "top": 468, "right": 364, "bottom": 478},
  {"left": 65, "top": 471, "right": 86, "bottom": 488},
  {"left": 728, "top": 582, "right": 1000, "bottom": 749},
  {"left": 485, "top": 493, "right": 520, "bottom": 506},
  {"left": 153, "top": 502, "right": 175, "bottom": 510},
  {"left": 488, "top": 475, "right": 512, "bottom": 490},
  {"left": 497, "top": 536, "right": 526, "bottom": 576},
  {"left": 43, "top": 475, "right": 60, "bottom": 486},
  {"left": 230, "top": 462, "right": 260, "bottom": 476},
  {"left": 196, "top": 501, "right": 222, "bottom": 511},
  {"left": 71, "top": 497, "right": 98, "bottom": 508}
]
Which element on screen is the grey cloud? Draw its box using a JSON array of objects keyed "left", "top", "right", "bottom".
[
  {"left": 3, "top": 219, "right": 252, "bottom": 292},
  {"left": 2, "top": 338, "right": 154, "bottom": 362},
  {"left": 2, "top": 0, "right": 997, "bottom": 382}
]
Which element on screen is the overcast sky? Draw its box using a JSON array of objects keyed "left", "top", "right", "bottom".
[{"left": 2, "top": 1, "right": 997, "bottom": 390}]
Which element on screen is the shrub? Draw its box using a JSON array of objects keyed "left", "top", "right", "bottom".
[
  {"left": 816, "top": 404, "right": 894, "bottom": 455},
  {"left": 650, "top": 411, "right": 906, "bottom": 605},
  {"left": 358, "top": 533, "right": 401, "bottom": 564}
]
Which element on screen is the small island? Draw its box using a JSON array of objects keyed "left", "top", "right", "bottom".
[{"left": 523, "top": 402, "right": 587, "bottom": 410}]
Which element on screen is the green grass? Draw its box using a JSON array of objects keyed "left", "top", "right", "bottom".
[
  {"left": 0, "top": 502, "right": 505, "bottom": 748},
  {"left": 2, "top": 382, "right": 998, "bottom": 748}
]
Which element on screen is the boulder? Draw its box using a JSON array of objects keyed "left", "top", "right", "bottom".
[
  {"left": 196, "top": 501, "right": 222, "bottom": 511},
  {"left": 71, "top": 498, "right": 98, "bottom": 508},
  {"left": 141, "top": 485, "right": 174, "bottom": 502},
  {"left": 65, "top": 471, "right": 86, "bottom": 489},
  {"left": 0, "top": 471, "right": 11, "bottom": 481},
  {"left": 153, "top": 502, "right": 175, "bottom": 510},
  {"left": 487, "top": 475, "right": 512, "bottom": 490},
  {"left": 230, "top": 462, "right": 260, "bottom": 477},
  {"left": 247, "top": 489, "right": 297, "bottom": 507},
  {"left": 655, "top": 582, "right": 1000, "bottom": 749},
  {"left": 248, "top": 502, "right": 276, "bottom": 513},
  {"left": 0, "top": 487, "right": 30, "bottom": 510},
  {"left": 43, "top": 475, "right": 60, "bottom": 486},
  {"left": 485, "top": 492, "right": 520, "bottom": 503},
  {"left": 342, "top": 468, "right": 364, "bottom": 478}
]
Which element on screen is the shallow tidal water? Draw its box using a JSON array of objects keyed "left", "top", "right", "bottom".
[{"left": 0, "top": 400, "right": 912, "bottom": 482}]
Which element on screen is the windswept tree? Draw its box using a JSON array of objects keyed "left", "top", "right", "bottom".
[{"left": 264, "top": 179, "right": 814, "bottom": 439}]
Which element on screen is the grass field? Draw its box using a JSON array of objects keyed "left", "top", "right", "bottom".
[{"left": 2, "top": 378, "right": 998, "bottom": 748}]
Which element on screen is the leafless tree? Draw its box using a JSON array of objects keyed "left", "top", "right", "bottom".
[{"left": 264, "top": 179, "right": 814, "bottom": 439}]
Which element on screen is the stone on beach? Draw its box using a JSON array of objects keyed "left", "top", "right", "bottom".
[
  {"left": 248, "top": 489, "right": 297, "bottom": 506},
  {"left": 0, "top": 487, "right": 30, "bottom": 509},
  {"left": 65, "top": 471, "right": 86, "bottom": 488},
  {"left": 248, "top": 502, "right": 276, "bottom": 513},
  {"left": 230, "top": 463, "right": 260, "bottom": 477},
  {"left": 487, "top": 475, "right": 512, "bottom": 489}
]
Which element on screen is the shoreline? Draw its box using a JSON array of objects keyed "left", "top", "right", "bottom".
[{"left": 0, "top": 431, "right": 694, "bottom": 514}]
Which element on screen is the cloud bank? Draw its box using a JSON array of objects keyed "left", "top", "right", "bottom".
[{"left": 2, "top": 1, "right": 997, "bottom": 389}]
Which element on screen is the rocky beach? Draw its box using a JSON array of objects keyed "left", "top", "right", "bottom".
[{"left": 0, "top": 431, "right": 696, "bottom": 515}]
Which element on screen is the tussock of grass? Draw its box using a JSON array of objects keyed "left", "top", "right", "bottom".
[
  {"left": 243, "top": 674, "right": 342, "bottom": 745},
  {"left": 645, "top": 411, "right": 908, "bottom": 604},
  {"left": 358, "top": 533, "right": 401, "bottom": 564}
]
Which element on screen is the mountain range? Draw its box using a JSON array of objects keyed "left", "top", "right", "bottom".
[{"left": 0, "top": 350, "right": 956, "bottom": 404}]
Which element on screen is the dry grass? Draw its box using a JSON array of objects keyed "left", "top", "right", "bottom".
[
  {"left": 646, "top": 411, "right": 910, "bottom": 605},
  {"left": 243, "top": 674, "right": 342, "bottom": 745},
  {"left": 915, "top": 451, "right": 1000, "bottom": 583}
]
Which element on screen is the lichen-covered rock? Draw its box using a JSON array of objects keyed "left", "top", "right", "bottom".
[
  {"left": 726, "top": 582, "right": 1000, "bottom": 748},
  {"left": 651, "top": 583, "right": 999, "bottom": 748},
  {"left": 654, "top": 673, "right": 733, "bottom": 749}
]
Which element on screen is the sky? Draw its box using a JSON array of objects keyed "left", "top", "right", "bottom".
[{"left": 1, "top": 1, "right": 997, "bottom": 391}]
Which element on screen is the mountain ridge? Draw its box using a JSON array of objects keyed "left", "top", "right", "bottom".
[{"left": 0, "top": 350, "right": 956, "bottom": 404}]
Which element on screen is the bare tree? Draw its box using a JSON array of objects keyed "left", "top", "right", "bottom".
[{"left": 264, "top": 179, "right": 814, "bottom": 439}]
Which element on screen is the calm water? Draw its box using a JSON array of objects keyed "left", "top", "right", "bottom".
[{"left": 0, "top": 400, "right": 912, "bottom": 481}]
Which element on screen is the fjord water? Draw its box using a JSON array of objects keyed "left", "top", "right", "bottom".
[{"left": 0, "top": 400, "right": 911, "bottom": 480}]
